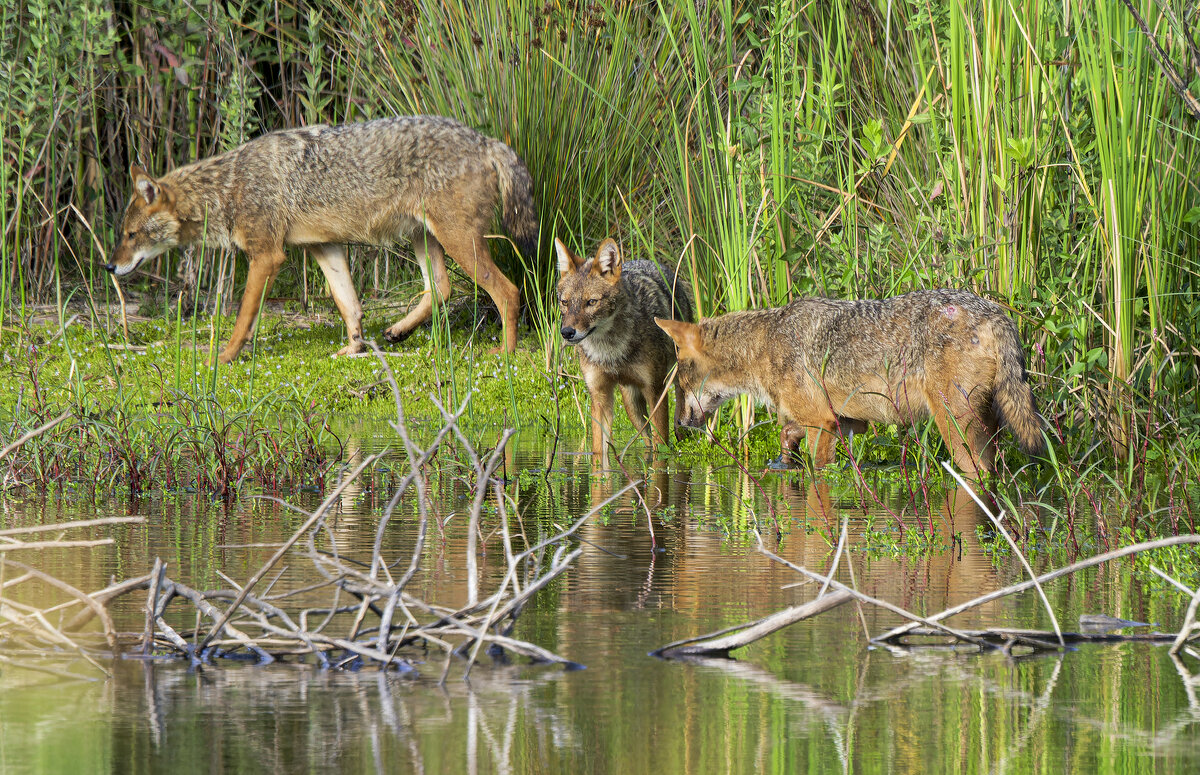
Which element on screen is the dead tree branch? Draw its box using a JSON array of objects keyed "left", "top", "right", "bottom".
[
  {"left": 1119, "top": 0, "right": 1200, "bottom": 121},
  {"left": 652, "top": 591, "right": 853, "bottom": 658}
]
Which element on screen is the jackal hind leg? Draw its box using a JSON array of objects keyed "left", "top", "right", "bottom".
[
  {"left": 435, "top": 227, "right": 520, "bottom": 354},
  {"left": 220, "top": 246, "right": 287, "bottom": 364},
  {"left": 385, "top": 230, "right": 451, "bottom": 345},
  {"left": 927, "top": 384, "right": 998, "bottom": 477},
  {"left": 309, "top": 244, "right": 364, "bottom": 356}
]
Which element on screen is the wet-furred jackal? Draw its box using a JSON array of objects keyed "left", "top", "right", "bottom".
[
  {"left": 556, "top": 238, "right": 694, "bottom": 460},
  {"left": 656, "top": 289, "right": 1044, "bottom": 475},
  {"left": 107, "top": 115, "right": 538, "bottom": 363}
]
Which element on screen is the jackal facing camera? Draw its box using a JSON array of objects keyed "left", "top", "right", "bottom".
[
  {"left": 555, "top": 238, "right": 694, "bottom": 460},
  {"left": 107, "top": 115, "right": 538, "bottom": 363},
  {"left": 656, "top": 289, "right": 1044, "bottom": 476}
]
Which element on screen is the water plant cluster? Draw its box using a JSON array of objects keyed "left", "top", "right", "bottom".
[
  {"left": 0, "top": 339, "right": 335, "bottom": 496},
  {"left": 2, "top": 0, "right": 1198, "bottom": 517}
]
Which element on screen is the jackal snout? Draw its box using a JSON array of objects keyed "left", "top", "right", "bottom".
[
  {"left": 556, "top": 243, "right": 620, "bottom": 348},
  {"left": 677, "top": 399, "right": 707, "bottom": 428},
  {"left": 559, "top": 323, "right": 588, "bottom": 344},
  {"left": 109, "top": 166, "right": 181, "bottom": 278}
]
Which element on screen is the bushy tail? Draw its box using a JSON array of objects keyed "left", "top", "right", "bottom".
[
  {"left": 991, "top": 318, "right": 1045, "bottom": 456},
  {"left": 666, "top": 264, "right": 696, "bottom": 323},
  {"left": 488, "top": 140, "right": 539, "bottom": 261}
]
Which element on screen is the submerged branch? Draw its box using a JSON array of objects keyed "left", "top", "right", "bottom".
[
  {"left": 1, "top": 363, "right": 590, "bottom": 676},
  {"left": 889, "top": 627, "right": 1178, "bottom": 647},
  {"left": 875, "top": 534, "right": 1200, "bottom": 644},
  {"left": 653, "top": 591, "right": 853, "bottom": 658}
]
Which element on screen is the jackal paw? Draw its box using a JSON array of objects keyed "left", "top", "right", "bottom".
[
  {"left": 333, "top": 341, "right": 366, "bottom": 357},
  {"left": 382, "top": 326, "right": 412, "bottom": 345}
]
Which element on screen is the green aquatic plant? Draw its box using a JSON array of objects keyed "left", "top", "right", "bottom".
[
  {"left": 0, "top": 344, "right": 338, "bottom": 496},
  {"left": 0, "top": 0, "right": 1198, "bottom": 523}
]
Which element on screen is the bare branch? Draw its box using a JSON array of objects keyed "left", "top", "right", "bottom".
[
  {"left": 1118, "top": 0, "right": 1200, "bottom": 121},
  {"left": 653, "top": 591, "right": 853, "bottom": 658},
  {"left": 0, "top": 411, "right": 71, "bottom": 462}
]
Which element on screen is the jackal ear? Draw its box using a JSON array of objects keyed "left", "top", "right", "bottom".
[
  {"left": 655, "top": 318, "right": 703, "bottom": 356},
  {"left": 131, "top": 166, "right": 165, "bottom": 205},
  {"left": 554, "top": 238, "right": 583, "bottom": 275},
  {"left": 593, "top": 238, "right": 622, "bottom": 280}
]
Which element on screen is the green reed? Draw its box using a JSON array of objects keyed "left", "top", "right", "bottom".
[
  {"left": 336, "top": 0, "right": 696, "bottom": 324},
  {"left": 0, "top": 0, "right": 1197, "bottom": 496},
  {"left": 0, "top": 362, "right": 335, "bottom": 497}
]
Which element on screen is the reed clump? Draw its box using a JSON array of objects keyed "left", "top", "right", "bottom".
[
  {"left": 0, "top": 352, "right": 336, "bottom": 497},
  {"left": 1, "top": 0, "right": 1197, "bottom": 504}
]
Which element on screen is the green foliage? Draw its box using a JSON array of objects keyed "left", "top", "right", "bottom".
[
  {"left": 334, "top": 0, "right": 702, "bottom": 340},
  {"left": 0, "top": 0, "right": 1198, "bottom": 505},
  {"left": 0, "top": 368, "right": 335, "bottom": 497}
]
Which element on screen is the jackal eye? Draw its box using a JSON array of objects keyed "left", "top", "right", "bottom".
[
  {"left": 559, "top": 297, "right": 567, "bottom": 307},
  {"left": 586, "top": 298, "right": 599, "bottom": 307}
]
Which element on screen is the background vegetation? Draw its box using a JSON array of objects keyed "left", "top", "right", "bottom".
[{"left": 2, "top": 0, "right": 1198, "bottom": 503}]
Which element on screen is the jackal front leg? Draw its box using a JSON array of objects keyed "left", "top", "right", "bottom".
[
  {"left": 309, "top": 244, "right": 364, "bottom": 356},
  {"left": 764, "top": 421, "right": 809, "bottom": 470},
  {"left": 641, "top": 382, "right": 672, "bottom": 451},
  {"left": 220, "top": 247, "right": 286, "bottom": 364},
  {"left": 616, "top": 384, "right": 646, "bottom": 441},
  {"left": 587, "top": 373, "right": 617, "bottom": 465}
]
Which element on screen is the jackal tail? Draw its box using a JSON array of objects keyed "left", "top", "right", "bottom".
[
  {"left": 487, "top": 140, "right": 539, "bottom": 261},
  {"left": 992, "top": 319, "right": 1045, "bottom": 456}
]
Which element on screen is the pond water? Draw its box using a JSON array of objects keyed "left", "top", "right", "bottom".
[{"left": 1, "top": 426, "right": 1198, "bottom": 774}]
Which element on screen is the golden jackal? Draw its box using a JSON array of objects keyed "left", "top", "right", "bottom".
[
  {"left": 656, "top": 289, "right": 1044, "bottom": 475},
  {"left": 555, "top": 238, "right": 694, "bottom": 459},
  {"left": 107, "top": 116, "right": 538, "bottom": 363}
]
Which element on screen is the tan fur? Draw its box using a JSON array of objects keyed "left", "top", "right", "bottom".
[
  {"left": 109, "top": 116, "right": 538, "bottom": 363},
  {"left": 556, "top": 238, "right": 694, "bottom": 460},
  {"left": 656, "top": 289, "right": 1044, "bottom": 476}
]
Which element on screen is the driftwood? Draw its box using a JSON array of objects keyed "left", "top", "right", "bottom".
[
  {"left": 873, "top": 534, "right": 1200, "bottom": 645},
  {"left": 942, "top": 463, "right": 1065, "bottom": 647},
  {"left": 655, "top": 470, "right": 1200, "bottom": 659},
  {"left": 652, "top": 590, "right": 853, "bottom": 658},
  {"left": 884, "top": 627, "right": 1177, "bottom": 647},
  {"left": 0, "top": 342, "right": 599, "bottom": 679}
]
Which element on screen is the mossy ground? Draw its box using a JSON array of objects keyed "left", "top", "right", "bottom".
[
  {"left": 0, "top": 300, "right": 1042, "bottom": 475},
  {"left": 2, "top": 306, "right": 570, "bottom": 424},
  {"left": 0, "top": 303, "right": 773, "bottom": 466}
]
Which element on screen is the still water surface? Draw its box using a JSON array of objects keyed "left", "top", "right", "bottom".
[{"left": 1, "top": 427, "right": 1197, "bottom": 774}]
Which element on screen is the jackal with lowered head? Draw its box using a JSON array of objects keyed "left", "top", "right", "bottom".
[
  {"left": 108, "top": 115, "right": 538, "bottom": 363},
  {"left": 656, "top": 289, "right": 1044, "bottom": 475}
]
